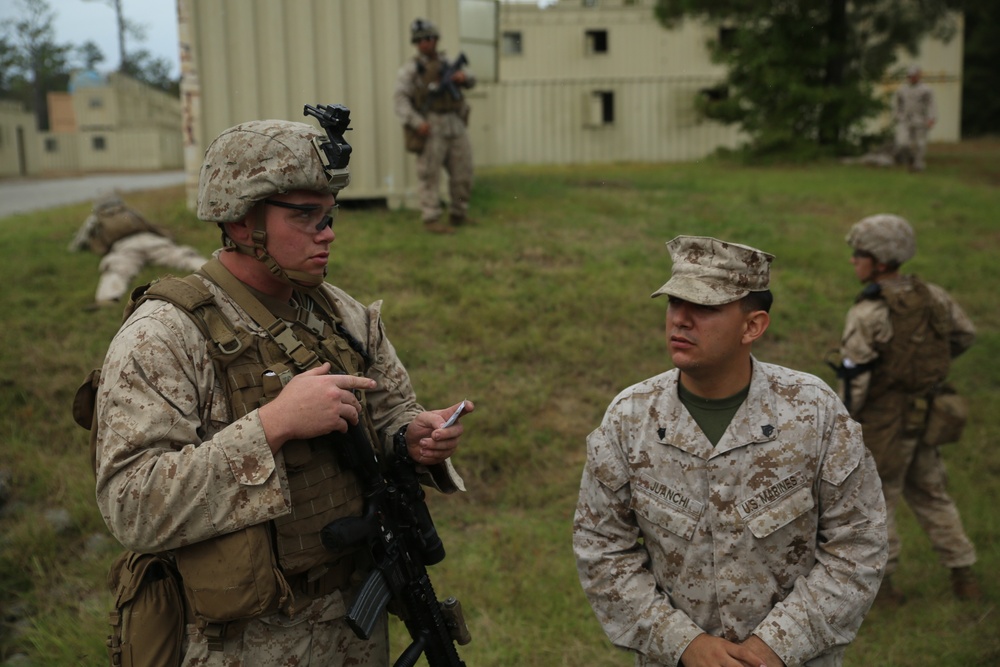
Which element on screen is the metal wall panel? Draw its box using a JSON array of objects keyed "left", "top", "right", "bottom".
[
  {"left": 180, "top": 0, "right": 461, "bottom": 209},
  {"left": 470, "top": 77, "right": 743, "bottom": 167}
]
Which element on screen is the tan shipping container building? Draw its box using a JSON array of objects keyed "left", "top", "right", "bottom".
[{"left": 177, "top": 0, "right": 963, "bottom": 209}]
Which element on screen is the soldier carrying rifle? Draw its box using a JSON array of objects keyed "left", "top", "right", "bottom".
[{"left": 393, "top": 18, "right": 476, "bottom": 234}]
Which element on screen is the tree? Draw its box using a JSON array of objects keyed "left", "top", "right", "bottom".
[
  {"left": 83, "top": 0, "right": 179, "bottom": 95},
  {"left": 0, "top": 0, "right": 72, "bottom": 130},
  {"left": 960, "top": 1, "right": 1000, "bottom": 135},
  {"left": 121, "top": 49, "right": 180, "bottom": 96},
  {"left": 654, "top": 0, "right": 962, "bottom": 157},
  {"left": 77, "top": 40, "right": 106, "bottom": 71}
]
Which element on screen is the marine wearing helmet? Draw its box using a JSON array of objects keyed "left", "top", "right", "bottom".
[
  {"left": 410, "top": 18, "right": 439, "bottom": 43},
  {"left": 845, "top": 214, "right": 916, "bottom": 269},
  {"left": 197, "top": 119, "right": 350, "bottom": 287}
]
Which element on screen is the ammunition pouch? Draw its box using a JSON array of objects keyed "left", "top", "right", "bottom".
[
  {"left": 106, "top": 551, "right": 184, "bottom": 667},
  {"left": 173, "top": 524, "right": 292, "bottom": 625},
  {"left": 404, "top": 125, "right": 427, "bottom": 154},
  {"left": 924, "top": 383, "right": 968, "bottom": 446}
]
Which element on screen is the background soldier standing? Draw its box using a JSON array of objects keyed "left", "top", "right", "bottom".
[
  {"left": 393, "top": 18, "right": 475, "bottom": 234},
  {"left": 893, "top": 65, "right": 937, "bottom": 171},
  {"left": 93, "top": 116, "right": 471, "bottom": 665},
  {"left": 839, "top": 214, "right": 981, "bottom": 604},
  {"left": 68, "top": 193, "right": 207, "bottom": 309},
  {"left": 574, "top": 236, "right": 886, "bottom": 667}
]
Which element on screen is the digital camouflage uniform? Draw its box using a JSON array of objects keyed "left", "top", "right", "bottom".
[
  {"left": 841, "top": 275, "right": 977, "bottom": 578},
  {"left": 574, "top": 359, "right": 887, "bottom": 667},
  {"left": 393, "top": 35, "right": 475, "bottom": 225},
  {"left": 574, "top": 236, "right": 887, "bottom": 667},
  {"left": 893, "top": 70, "right": 936, "bottom": 171},
  {"left": 94, "top": 118, "right": 465, "bottom": 666},
  {"left": 69, "top": 195, "right": 207, "bottom": 304}
]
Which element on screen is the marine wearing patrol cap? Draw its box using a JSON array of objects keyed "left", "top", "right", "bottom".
[{"left": 651, "top": 235, "right": 773, "bottom": 305}]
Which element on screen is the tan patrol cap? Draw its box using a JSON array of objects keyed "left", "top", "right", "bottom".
[{"left": 651, "top": 236, "right": 773, "bottom": 305}]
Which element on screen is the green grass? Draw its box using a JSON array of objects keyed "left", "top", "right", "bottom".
[{"left": 1, "top": 141, "right": 999, "bottom": 665}]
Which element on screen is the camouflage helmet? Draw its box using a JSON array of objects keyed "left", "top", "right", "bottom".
[
  {"left": 197, "top": 119, "right": 350, "bottom": 223},
  {"left": 411, "top": 18, "right": 439, "bottom": 43},
  {"left": 93, "top": 191, "right": 124, "bottom": 214},
  {"left": 846, "top": 214, "right": 916, "bottom": 266}
]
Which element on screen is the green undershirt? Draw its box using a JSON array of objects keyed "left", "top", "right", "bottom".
[{"left": 678, "top": 381, "right": 750, "bottom": 447}]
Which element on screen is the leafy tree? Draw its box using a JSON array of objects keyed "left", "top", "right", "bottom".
[
  {"left": 77, "top": 40, "right": 106, "bottom": 71},
  {"left": 0, "top": 0, "right": 72, "bottom": 130},
  {"left": 960, "top": 1, "right": 1000, "bottom": 135},
  {"left": 83, "top": 0, "right": 179, "bottom": 95},
  {"left": 654, "top": 0, "right": 962, "bottom": 157},
  {"left": 0, "top": 36, "right": 18, "bottom": 95},
  {"left": 121, "top": 48, "right": 180, "bottom": 96}
]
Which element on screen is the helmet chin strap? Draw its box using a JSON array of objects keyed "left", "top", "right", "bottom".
[{"left": 228, "top": 206, "right": 327, "bottom": 289}]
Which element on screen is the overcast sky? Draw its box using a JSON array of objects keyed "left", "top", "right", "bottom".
[{"left": 0, "top": 0, "right": 180, "bottom": 78}]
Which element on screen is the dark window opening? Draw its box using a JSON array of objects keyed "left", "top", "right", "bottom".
[{"left": 586, "top": 29, "right": 608, "bottom": 54}]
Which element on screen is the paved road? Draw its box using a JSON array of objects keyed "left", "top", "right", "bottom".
[{"left": 0, "top": 171, "right": 187, "bottom": 219}]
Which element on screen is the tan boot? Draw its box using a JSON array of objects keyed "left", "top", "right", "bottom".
[
  {"left": 424, "top": 219, "right": 454, "bottom": 235},
  {"left": 951, "top": 567, "right": 983, "bottom": 601},
  {"left": 875, "top": 575, "right": 907, "bottom": 606}
]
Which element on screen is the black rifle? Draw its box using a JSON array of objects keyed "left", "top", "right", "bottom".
[
  {"left": 430, "top": 53, "right": 469, "bottom": 101},
  {"left": 321, "top": 420, "right": 470, "bottom": 667}
]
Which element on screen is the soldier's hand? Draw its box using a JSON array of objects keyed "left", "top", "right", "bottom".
[
  {"left": 451, "top": 70, "right": 468, "bottom": 85},
  {"left": 398, "top": 400, "right": 474, "bottom": 466},
  {"left": 259, "top": 362, "right": 376, "bottom": 452},
  {"left": 417, "top": 121, "right": 431, "bottom": 137},
  {"left": 740, "top": 635, "right": 784, "bottom": 667},
  {"left": 680, "top": 633, "right": 767, "bottom": 667}
]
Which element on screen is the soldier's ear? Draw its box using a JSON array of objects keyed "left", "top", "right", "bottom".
[{"left": 742, "top": 310, "right": 770, "bottom": 346}]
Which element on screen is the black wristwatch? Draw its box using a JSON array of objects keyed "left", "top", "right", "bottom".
[{"left": 392, "top": 423, "right": 411, "bottom": 462}]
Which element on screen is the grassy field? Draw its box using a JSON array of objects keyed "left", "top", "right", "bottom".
[{"left": 1, "top": 141, "right": 998, "bottom": 666}]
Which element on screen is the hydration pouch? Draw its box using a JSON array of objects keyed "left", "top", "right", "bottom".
[{"left": 106, "top": 551, "right": 184, "bottom": 667}]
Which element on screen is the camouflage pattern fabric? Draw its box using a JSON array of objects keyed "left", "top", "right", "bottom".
[
  {"left": 573, "top": 357, "right": 887, "bottom": 667},
  {"left": 651, "top": 236, "right": 772, "bottom": 305},
  {"left": 181, "top": 594, "right": 388, "bottom": 666},
  {"left": 197, "top": 120, "right": 349, "bottom": 224},
  {"left": 893, "top": 82, "right": 936, "bottom": 170},
  {"left": 394, "top": 52, "right": 475, "bottom": 222},
  {"left": 841, "top": 276, "right": 976, "bottom": 576},
  {"left": 94, "top": 271, "right": 461, "bottom": 663},
  {"left": 845, "top": 214, "right": 916, "bottom": 267},
  {"left": 94, "top": 232, "right": 206, "bottom": 302}
]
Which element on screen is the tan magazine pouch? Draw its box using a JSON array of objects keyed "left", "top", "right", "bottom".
[
  {"left": 924, "top": 383, "right": 968, "bottom": 446},
  {"left": 174, "top": 523, "right": 291, "bottom": 624},
  {"left": 404, "top": 125, "right": 427, "bottom": 153},
  {"left": 106, "top": 551, "right": 184, "bottom": 667}
]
